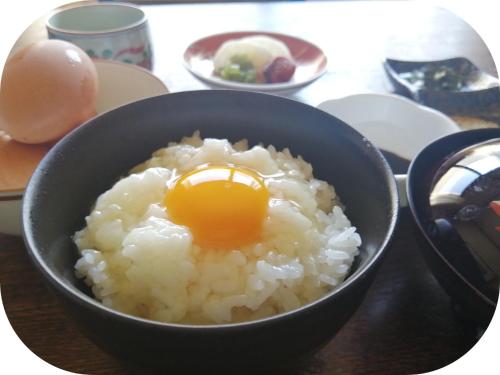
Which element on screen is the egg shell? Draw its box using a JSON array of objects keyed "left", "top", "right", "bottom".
[{"left": 0, "top": 39, "right": 98, "bottom": 144}]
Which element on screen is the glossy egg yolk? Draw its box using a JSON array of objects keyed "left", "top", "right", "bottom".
[{"left": 165, "top": 165, "right": 269, "bottom": 249}]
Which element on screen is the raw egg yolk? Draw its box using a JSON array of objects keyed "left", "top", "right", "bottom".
[{"left": 165, "top": 165, "right": 269, "bottom": 249}]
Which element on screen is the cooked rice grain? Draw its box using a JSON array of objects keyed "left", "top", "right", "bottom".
[{"left": 74, "top": 132, "right": 361, "bottom": 324}]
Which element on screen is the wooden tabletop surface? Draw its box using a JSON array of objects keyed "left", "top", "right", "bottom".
[{"left": 1, "top": 1, "right": 498, "bottom": 374}]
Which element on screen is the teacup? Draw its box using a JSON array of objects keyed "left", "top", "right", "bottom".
[{"left": 46, "top": 2, "right": 153, "bottom": 70}]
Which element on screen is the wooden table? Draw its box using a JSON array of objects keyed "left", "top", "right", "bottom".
[{"left": 1, "top": 1, "right": 498, "bottom": 374}]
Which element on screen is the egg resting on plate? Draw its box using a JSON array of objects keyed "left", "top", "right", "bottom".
[
  {"left": 0, "top": 40, "right": 98, "bottom": 144},
  {"left": 74, "top": 132, "right": 361, "bottom": 324}
]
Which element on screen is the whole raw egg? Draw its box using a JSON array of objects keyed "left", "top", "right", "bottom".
[{"left": 0, "top": 39, "right": 98, "bottom": 144}]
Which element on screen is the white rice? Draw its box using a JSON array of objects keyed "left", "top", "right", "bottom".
[{"left": 74, "top": 132, "right": 361, "bottom": 324}]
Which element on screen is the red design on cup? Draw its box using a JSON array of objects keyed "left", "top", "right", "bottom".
[
  {"left": 113, "top": 45, "right": 145, "bottom": 59},
  {"left": 137, "top": 59, "right": 152, "bottom": 70},
  {"left": 490, "top": 201, "right": 500, "bottom": 216}
]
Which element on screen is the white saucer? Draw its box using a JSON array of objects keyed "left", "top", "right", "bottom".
[
  {"left": 317, "top": 93, "right": 460, "bottom": 160},
  {"left": 94, "top": 59, "right": 168, "bottom": 113}
]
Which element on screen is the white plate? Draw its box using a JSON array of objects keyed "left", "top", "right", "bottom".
[
  {"left": 94, "top": 59, "right": 168, "bottom": 112},
  {"left": 317, "top": 93, "right": 460, "bottom": 160},
  {"left": 0, "top": 60, "right": 168, "bottom": 236},
  {"left": 183, "top": 31, "right": 328, "bottom": 92}
]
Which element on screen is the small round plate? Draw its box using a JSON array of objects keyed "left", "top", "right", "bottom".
[
  {"left": 94, "top": 59, "right": 168, "bottom": 113},
  {"left": 183, "top": 31, "right": 327, "bottom": 91},
  {"left": 317, "top": 93, "right": 461, "bottom": 160},
  {"left": 0, "top": 60, "right": 168, "bottom": 235}
]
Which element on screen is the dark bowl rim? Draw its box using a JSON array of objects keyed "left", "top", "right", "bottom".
[
  {"left": 406, "top": 128, "right": 500, "bottom": 308},
  {"left": 22, "top": 89, "right": 400, "bottom": 331}
]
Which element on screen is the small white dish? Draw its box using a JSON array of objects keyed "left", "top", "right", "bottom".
[
  {"left": 317, "top": 93, "right": 460, "bottom": 160},
  {"left": 94, "top": 59, "right": 168, "bottom": 112},
  {"left": 0, "top": 59, "right": 168, "bottom": 236},
  {"left": 184, "top": 31, "right": 327, "bottom": 92}
]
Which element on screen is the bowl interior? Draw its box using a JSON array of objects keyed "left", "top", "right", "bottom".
[
  {"left": 23, "top": 90, "right": 398, "bottom": 325},
  {"left": 47, "top": 4, "right": 145, "bottom": 34}
]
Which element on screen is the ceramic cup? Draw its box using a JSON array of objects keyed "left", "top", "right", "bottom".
[{"left": 46, "top": 2, "right": 153, "bottom": 70}]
